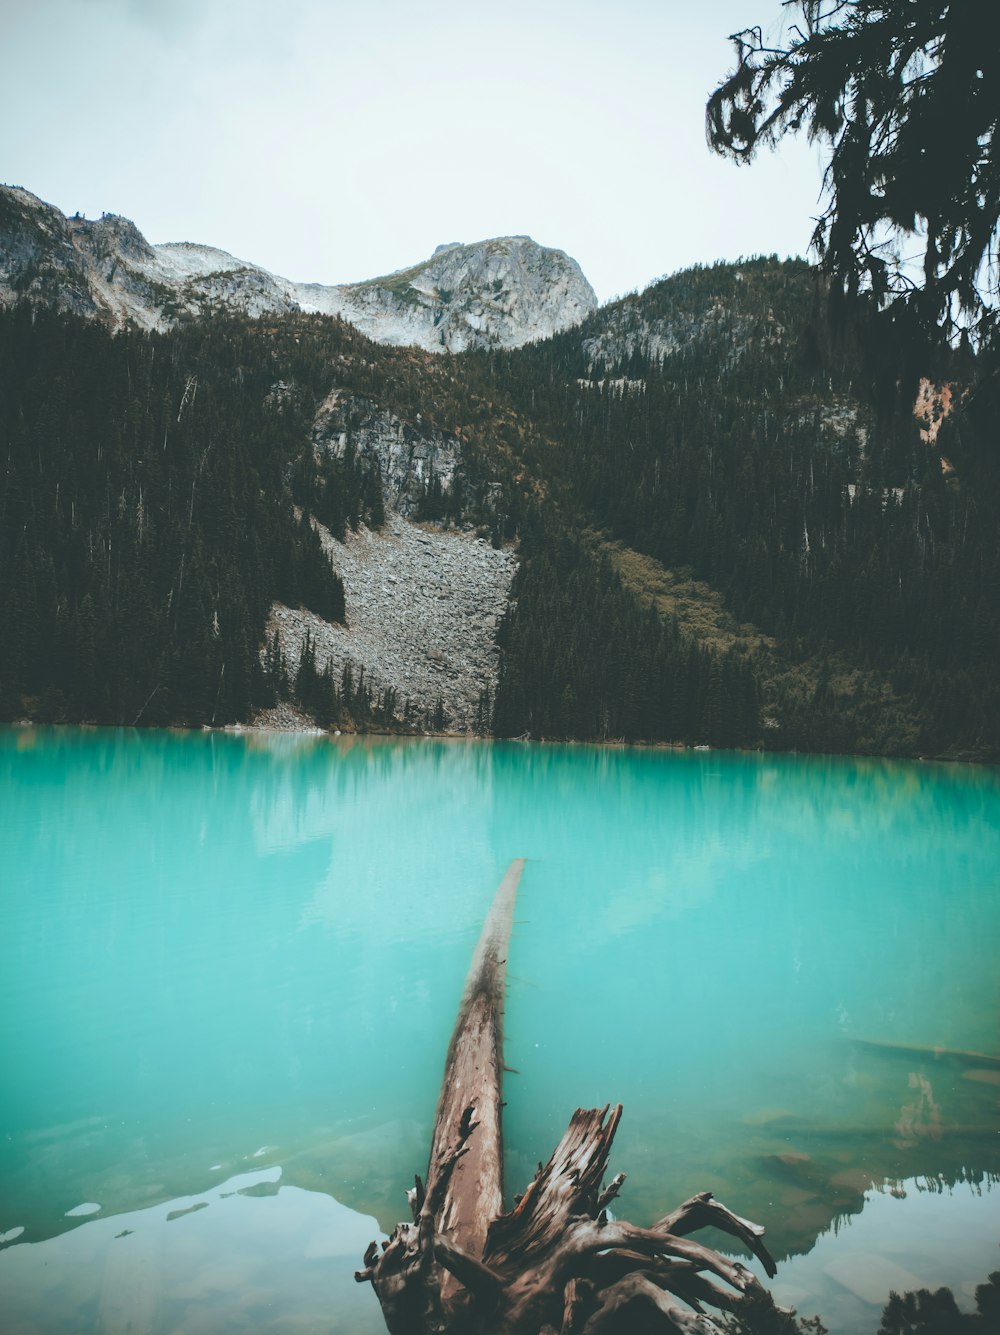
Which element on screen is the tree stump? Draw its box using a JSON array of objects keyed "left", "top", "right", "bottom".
[{"left": 356, "top": 859, "right": 777, "bottom": 1334}]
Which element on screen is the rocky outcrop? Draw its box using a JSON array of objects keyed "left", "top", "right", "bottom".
[
  {"left": 0, "top": 185, "right": 112, "bottom": 321},
  {"left": 581, "top": 267, "right": 792, "bottom": 373},
  {"left": 312, "top": 390, "right": 464, "bottom": 516},
  {"left": 581, "top": 294, "right": 767, "bottom": 372},
  {"left": 0, "top": 185, "right": 597, "bottom": 350},
  {"left": 268, "top": 513, "right": 516, "bottom": 732},
  {"left": 175, "top": 267, "right": 300, "bottom": 320},
  {"left": 582, "top": 302, "right": 689, "bottom": 371}
]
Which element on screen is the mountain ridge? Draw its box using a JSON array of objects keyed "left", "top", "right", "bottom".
[{"left": 0, "top": 184, "right": 597, "bottom": 351}]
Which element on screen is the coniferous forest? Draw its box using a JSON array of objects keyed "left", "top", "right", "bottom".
[
  {"left": 1, "top": 254, "right": 998, "bottom": 758},
  {"left": 1, "top": 308, "right": 349, "bottom": 726},
  {"left": 480, "top": 260, "right": 1000, "bottom": 759}
]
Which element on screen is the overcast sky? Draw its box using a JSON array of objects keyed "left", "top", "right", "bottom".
[{"left": 1, "top": 0, "right": 823, "bottom": 303}]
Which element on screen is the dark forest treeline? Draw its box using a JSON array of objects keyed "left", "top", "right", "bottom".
[
  {"left": 491, "top": 518, "right": 759, "bottom": 746},
  {"left": 0, "top": 308, "right": 372, "bottom": 725}
]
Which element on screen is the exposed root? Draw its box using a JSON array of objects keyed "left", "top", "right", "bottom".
[
  {"left": 354, "top": 861, "right": 777, "bottom": 1333},
  {"left": 358, "top": 1103, "right": 777, "bottom": 1335}
]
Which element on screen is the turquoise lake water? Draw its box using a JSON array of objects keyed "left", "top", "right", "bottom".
[{"left": 1, "top": 726, "right": 998, "bottom": 1333}]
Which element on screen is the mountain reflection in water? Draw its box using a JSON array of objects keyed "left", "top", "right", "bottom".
[{"left": 1, "top": 727, "right": 998, "bottom": 1332}]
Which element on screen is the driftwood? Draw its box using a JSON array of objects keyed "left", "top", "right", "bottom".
[{"left": 357, "top": 859, "right": 777, "bottom": 1334}]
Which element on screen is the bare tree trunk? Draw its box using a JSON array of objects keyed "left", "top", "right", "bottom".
[
  {"left": 357, "top": 861, "right": 777, "bottom": 1335},
  {"left": 428, "top": 857, "right": 521, "bottom": 1315}
]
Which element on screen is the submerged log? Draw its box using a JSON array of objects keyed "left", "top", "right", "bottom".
[
  {"left": 357, "top": 860, "right": 777, "bottom": 1334},
  {"left": 851, "top": 1036, "right": 1000, "bottom": 1067}
]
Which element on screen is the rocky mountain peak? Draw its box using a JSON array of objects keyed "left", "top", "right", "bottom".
[
  {"left": 0, "top": 184, "right": 597, "bottom": 351},
  {"left": 329, "top": 234, "right": 597, "bottom": 353},
  {"left": 73, "top": 213, "right": 156, "bottom": 265}
]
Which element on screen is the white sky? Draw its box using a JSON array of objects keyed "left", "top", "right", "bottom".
[{"left": 0, "top": 0, "right": 824, "bottom": 303}]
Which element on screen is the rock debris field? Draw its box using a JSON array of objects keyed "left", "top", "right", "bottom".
[{"left": 267, "top": 513, "right": 518, "bottom": 732}]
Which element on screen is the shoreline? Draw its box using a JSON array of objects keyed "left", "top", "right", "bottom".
[{"left": 3, "top": 716, "right": 996, "bottom": 768}]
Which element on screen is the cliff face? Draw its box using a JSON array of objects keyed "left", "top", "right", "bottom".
[
  {"left": 0, "top": 186, "right": 110, "bottom": 321},
  {"left": 0, "top": 186, "right": 597, "bottom": 350},
  {"left": 311, "top": 389, "right": 464, "bottom": 516}
]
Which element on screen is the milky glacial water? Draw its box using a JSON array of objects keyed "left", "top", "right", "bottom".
[{"left": 1, "top": 726, "right": 998, "bottom": 1334}]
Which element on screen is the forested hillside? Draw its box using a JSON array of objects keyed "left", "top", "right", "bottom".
[
  {"left": 477, "top": 259, "right": 1000, "bottom": 759},
  {"left": 0, "top": 310, "right": 379, "bottom": 726},
  {"left": 1, "top": 255, "right": 997, "bottom": 758},
  {"left": 0, "top": 304, "right": 534, "bottom": 730}
]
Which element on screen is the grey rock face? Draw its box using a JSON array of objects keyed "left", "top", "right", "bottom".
[
  {"left": 315, "top": 235, "right": 598, "bottom": 352},
  {"left": 312, "top": 390, "right": 463, "bottom": 516},
  {"left": 175, "top": 267, "right": 300, "bottom": 319},
  {"left": 581, "top": 271, "right": 793, "bottom": 374},
  {"left": 582, "top": 302, "right": 685, "bottom": 370},
  {"left": 581, "top": 298, "right": 736, "bottom": 371},
  {"left": 0, "top": 185, "right": 597, "bottom": 350},
  {"left": 0, "top": 185, "right": 102, "bottom": 320},
  {"left": 74, "top": 213, "right": 158, "bottom": 268},
  {"left": 0, "top": 187, "right": 181, "bottom": 328}
]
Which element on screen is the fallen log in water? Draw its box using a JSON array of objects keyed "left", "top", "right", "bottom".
[
  {"left": 851, "top": 1036, "right": 1000, "bottom": 1067},
  {"left": 357, "top": 859, "right": 777, "bottom": 1334}
]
